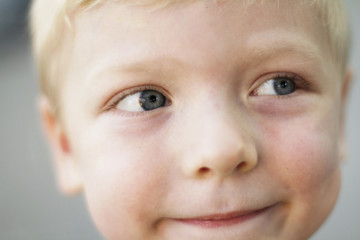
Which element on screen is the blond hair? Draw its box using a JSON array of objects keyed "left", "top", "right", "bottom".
[{"left": 29, "top": 0, "right": 351, "bottom": 108}]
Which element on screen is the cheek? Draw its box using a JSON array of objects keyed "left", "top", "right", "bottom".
[
  {"left": 262, "top": 115, "right": 340, "bottom": 195},
  {"left": 74, "top": 128, "right": 172, "bottom": 239},
  {"left": 259, "top": 112, "right": 342, "bottom": 237},
  {"left": 260, "top": 112, "right": 341, "bottom": 225}
]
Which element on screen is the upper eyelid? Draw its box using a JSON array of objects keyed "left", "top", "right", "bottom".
[{"left": 251, "top": 72, "right": 313, "bottom": 93}]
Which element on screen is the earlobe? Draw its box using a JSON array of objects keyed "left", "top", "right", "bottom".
[
  {"left": 339, "top": 68, "right": 353, "bottom": 162},
  {"left": 341, "top": 68, "right": 353, "bottom": 105},
  {"left": 38, "top": 96, "right": 83, "bottom": 195}
]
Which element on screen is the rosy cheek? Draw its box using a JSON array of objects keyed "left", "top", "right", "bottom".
[{"left": 260, "top": 116, "right": 340, "bottom": 196}]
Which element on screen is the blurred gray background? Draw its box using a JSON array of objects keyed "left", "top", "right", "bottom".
[{"left": 0, "top": 0, "right": 359, "bottom": 239}]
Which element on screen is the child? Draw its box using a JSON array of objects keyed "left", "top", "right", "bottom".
[{"left": 29, "top": 0, "right": 352, "bottom": 239}]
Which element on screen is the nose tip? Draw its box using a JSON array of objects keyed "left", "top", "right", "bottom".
[{"left": 183, "top": 138, "right": 258, "bottom": 179}]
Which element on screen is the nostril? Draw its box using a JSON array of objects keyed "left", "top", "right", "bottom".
[
  {"left": 236, "top": 162, "right": 247, "bottom": 170},
  {"left": 199, "top": 167, "right": 210, "bottom": 174}
]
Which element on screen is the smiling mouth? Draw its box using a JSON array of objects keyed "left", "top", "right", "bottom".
[{"left": 174, "top": 205, "right": 274, "bottom": 228}]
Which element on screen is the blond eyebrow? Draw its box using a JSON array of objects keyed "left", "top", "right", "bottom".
[
  {"left": 252, "top": 43, "right": 322, "bottom": 64},
  {"left": 244, "top": 31, "right": 326, "bottom": 66},
  {"left": 87, "top": 57, "right": 186, "bottom": 84},
  {"left": 118, "top": 58, "right": 186, "bottom": 74}
]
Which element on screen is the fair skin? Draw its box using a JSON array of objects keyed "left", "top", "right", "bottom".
[{"left": 41, "top": 1, "right": 351, "bottom": 239}]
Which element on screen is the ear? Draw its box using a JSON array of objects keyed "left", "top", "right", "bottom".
[
  {"left": 38, "top": 96, "right": 83, "bottom": 195},
  {"left": 339, "top": 68, "right": 353, "bottom": 162}
]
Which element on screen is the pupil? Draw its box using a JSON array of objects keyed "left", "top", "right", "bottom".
[
  {"left": 149, "top": 95, "right": 157, "bottom": 103},
  {"left": 280, "top": 81, "right": 288, "bottom": 88}
]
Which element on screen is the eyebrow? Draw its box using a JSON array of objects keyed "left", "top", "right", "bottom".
[
  {"left": 245, "top": 31, "right": 326, "bottom": 67},
  {"left": 87, "top": 57, "right": 186, "bottom": 85},
  {"left": 251, "top": 43, "right": 322, "bottom": 64},
  {"left": 119, "top": 58, "right": 186, "bottom": 74}
]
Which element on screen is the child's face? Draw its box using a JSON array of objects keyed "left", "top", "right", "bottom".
[{"left": 52, "top": 1, "right": 348, "bottom": 239}]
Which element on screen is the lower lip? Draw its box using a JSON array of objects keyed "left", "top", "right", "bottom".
[{"left": 175, "top": 206, "right": 273, "bottom": 228}]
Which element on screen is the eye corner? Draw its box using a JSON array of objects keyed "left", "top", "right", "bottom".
[{"left": 249, "top": 90, "right": 258, "bottom": 97}]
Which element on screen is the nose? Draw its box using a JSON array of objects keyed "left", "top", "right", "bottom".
[{"left": 180, "top": 100, "right": 258, "bottom": 179}]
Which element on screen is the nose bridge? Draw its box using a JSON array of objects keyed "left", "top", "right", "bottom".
[{"left": 181, "top": 93, "right": 258, "bottom": 179}]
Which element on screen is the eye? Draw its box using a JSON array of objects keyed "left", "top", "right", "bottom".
[
  {"left": 116, "top": 90, "right": 167, "bottom": 112},
  {"left": 253, "top": 77, "right": 296, "bottom": 96}
]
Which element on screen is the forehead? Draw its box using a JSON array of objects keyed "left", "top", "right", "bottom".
[
  {"left": 66, "top": 0, "right": 334, "bottom": 93},
  {"left": 73, "top": 1, "right": 327, "bottom": 56},
  {"left": 72, "top": 0, "right": 324, "bottom": 37}
]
